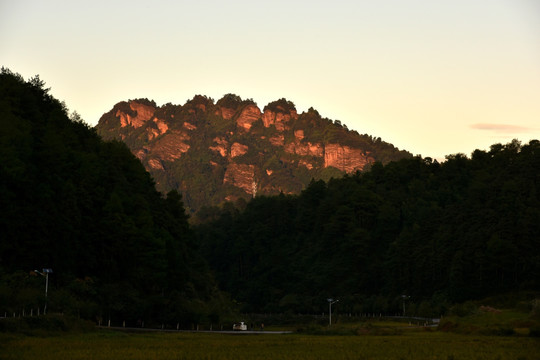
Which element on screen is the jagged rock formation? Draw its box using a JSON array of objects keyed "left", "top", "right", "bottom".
[{"left": 96, "top": 95, "right": 411, "bottom": 214}]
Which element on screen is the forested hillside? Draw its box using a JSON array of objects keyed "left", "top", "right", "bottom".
[
  {"left": 0, "top": 69, "right": 224, "bottom": 325},
  {"left": 2, "top": 68, "right": 538, "bottom": 326},
  {"left": 196, "top": 141, "right": 540, "bottom": 315}
]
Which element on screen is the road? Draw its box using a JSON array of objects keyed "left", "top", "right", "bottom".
[{"left": 98, "top": 326, "right": 293, "bottom": 335}]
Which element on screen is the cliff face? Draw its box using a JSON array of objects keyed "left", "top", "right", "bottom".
[
  {"left": 96, "top": 96, "right": 411, "bottom": 213},
  {"left": 324, "top": 144, "right": 374, "bottom": 173}
]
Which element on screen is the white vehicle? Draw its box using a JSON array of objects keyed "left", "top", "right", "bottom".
[{"left": 233, "top": 322, "right": 247, "bottom": 331}]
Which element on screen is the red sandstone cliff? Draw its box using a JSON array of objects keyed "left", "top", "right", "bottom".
[
  {"left": 96, "top": 96, "right": 411, "bottom": 212},
  {"left": 324, "top": 144, "right": 374, "bottom": 173}
]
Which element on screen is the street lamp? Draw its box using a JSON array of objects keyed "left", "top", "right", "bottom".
[
  {"left": 401, "top": 295, "right": 410, "bottom": 316},
  {"left": 34, "top": 269, "right": 53, "bottom": 314},
  {"left": 327, "top": 298, "right": 339, "bottom": 326}
]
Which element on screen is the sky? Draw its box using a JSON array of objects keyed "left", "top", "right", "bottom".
[{"left": 1, "top": 0, "right": 539, "bottom": 160}]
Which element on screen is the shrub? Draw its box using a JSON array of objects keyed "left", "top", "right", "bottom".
[
  {"left": 529, "top": 326, "right": 540, "bottom": 337},
  {"left": 0, "top": 315, "right": 94, "bottom": 334},
  {"left": 449, "top": 301, "right": 477, "bottom": 317}
]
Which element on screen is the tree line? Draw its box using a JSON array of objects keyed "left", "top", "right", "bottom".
[
  {"left": 1, "top": 68, "right": 538, "bottom": 325},
  {"left": 195, "top": 140, "right": 540, "bottom": 316},
  {"left": 0, "top": 68, "right": 229, "bottom": 326}
]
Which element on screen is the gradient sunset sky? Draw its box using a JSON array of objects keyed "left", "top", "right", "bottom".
[{"left": 2, "top": 0, "right": 539, "bottom": 160}]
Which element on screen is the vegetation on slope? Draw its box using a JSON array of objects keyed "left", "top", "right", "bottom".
[
  {"left": 96, "top": 94, "right": 411, "bottom": 215},
  {"left": 0, "top": 68, "right": 227, "bottom": 326},
  {"left": 196, "top": 140, "right": 540, "bottom": 314},
  {"left": 2, "top": 68, "right": 538, "bottom": 335}
]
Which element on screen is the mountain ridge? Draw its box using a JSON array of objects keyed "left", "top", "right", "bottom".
[{"left": 96, "top": 94, "right": 412, "bottom": 214}]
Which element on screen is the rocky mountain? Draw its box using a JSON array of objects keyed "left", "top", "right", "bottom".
[{"left": 96, "top": 94, "right": 411, "bottom": 214}]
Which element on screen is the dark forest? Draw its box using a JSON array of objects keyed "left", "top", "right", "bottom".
[{"left": 1, "top": 69, "right": 539, "bottom": 325}]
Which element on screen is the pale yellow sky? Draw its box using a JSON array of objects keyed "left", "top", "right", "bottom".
[{"left": 1, "top": 0, "right": 539, "bottom": 159}]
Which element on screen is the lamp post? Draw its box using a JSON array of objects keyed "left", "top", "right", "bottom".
[
  {"left": 327, "top": 298, "right": 339, "bottom": 326},
  {"left": 401, "top": 295, "right": 410, "bottom": 316},
  {"left": 34, "top": 269, "right": 53, "bottom": 314}
]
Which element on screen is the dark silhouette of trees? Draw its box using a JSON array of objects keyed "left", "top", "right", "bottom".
[
  {"left": 197, "top": 140, "right": 540, "bottom": 314},
  {"left": 0, "top": 68, "right": 224, "bottom": 325}
]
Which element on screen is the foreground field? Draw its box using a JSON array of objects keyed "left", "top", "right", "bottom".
[{"left": 1, "top": 330, "right": 539, "bottom": 360}]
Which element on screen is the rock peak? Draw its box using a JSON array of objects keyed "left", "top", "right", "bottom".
[{"left": 96, "top": 94, "right": 411, "bottom": 213}]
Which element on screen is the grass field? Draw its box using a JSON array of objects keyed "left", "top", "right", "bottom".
[{"left": 1, "top": 329, "right": 539, "bottom": 360}]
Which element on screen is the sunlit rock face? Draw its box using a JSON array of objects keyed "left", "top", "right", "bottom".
[
  {"left": 151, "top": 132, "right": 191, "bottom": 161},
  {"left": 223, "top": 163, "right": 255, "bottom": 195},
  {"left": 219, "top": 107, "right": 236, "bottom": 120},
  {"left": 299, "top": 160, "right": 313, "bottom": 170},
  {"left": 96, "top": 96, "right": 410, "bottom": 213},
  {"left": 236, "top": 105, "right": 261, "bottom": 131},
  {"left": 117, "top": 102, "right": 156, "bottom": 128},
  {"left": 324, "top": 144, "right": 374, "bottom": 173},
  {"left": 183, "top": 122, "right": 196, "bottom": 130},
  {"left": 148, "top": 158, "right": 164, "bottom": 170},
  {"left": 262, "top": 108, "right": 298, "bottom": 131},
  {"left": 153, "top": 118, "right": 168, "bottom": 134},
  {"left": 210, "top": 137, "right": 228, "bottom": 157},
  {"left": 285, "top": 142, "right": 324, "bottom": 157},
  {"left": 269, "top": 134, "right": 284, "bottom": 146},
  {"left": 231, "top": 142, "right": 248, "bottom": 158}
]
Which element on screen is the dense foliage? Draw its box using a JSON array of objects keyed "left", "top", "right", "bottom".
[
  {"left": 2, "top": 68, "right": 538, "bottom": 328},
  {"left": 0, "top": 69, "right": 225, "bottom": 325},
  {"left": 196, "top": 140, "right": 540, "bottom": 315}
]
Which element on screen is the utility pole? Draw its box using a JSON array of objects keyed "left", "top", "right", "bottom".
[
  {"left": 35, "top": 269, "right": 53, "bottom": 314},
  {"left": 401, "top": 295, "right": 410, "bottom": 316}
]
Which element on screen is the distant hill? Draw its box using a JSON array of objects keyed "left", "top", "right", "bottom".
[{"left": 96, "top": 95, "right": 411, "bottom": 215}]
